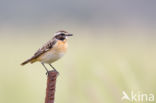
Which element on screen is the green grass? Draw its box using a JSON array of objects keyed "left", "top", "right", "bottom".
[{"left": 0, "top": 35, "right": 156, "bottom": 103}]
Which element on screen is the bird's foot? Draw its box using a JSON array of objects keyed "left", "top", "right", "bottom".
[{"left": 46, "top": 71, "right": 49, "bottom": 75}]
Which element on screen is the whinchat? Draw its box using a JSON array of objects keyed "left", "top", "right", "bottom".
[{"left": 21, "top": 30, "right": 73, "bottom": 72}]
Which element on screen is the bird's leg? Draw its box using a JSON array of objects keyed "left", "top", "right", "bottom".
[
  {"left": 41, "top": 63, "right": 49, "bottom": 75},
  {"left": 49, "top": 64, "right": 57, "bottom": 71}
]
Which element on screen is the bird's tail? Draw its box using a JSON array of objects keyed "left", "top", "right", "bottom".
[{"left": 21, "top": 58, "right": 36, "bottom": 65}]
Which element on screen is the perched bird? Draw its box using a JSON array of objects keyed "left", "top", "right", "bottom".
[{"left": 21, "top": 30, "right": 73, "bottom": 72}]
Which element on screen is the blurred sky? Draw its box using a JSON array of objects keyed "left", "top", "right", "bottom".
[{"left": 0, "top": 0, "right": 156, "bottom": 37}]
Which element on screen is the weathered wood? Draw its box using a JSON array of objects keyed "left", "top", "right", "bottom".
[{"left": 45, "top": 70, "right": 59, "bottom": 103}]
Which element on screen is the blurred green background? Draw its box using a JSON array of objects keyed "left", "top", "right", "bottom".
[{"left": 0, "top": 0, "right": 156, "bottom": 103}]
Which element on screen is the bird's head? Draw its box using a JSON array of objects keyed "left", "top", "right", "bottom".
[{"left": 54, "top": 30, "right": 73, "bottom": 41}]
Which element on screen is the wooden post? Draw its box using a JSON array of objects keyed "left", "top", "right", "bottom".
[{"left": 45, "top": 70, "right": 59, "bottom": 103}]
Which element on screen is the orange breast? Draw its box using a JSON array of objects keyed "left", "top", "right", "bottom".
[
  {"left": 37, "top": 40, "right": 68, "bottom": 63},
  {"left": 52, "top": 40, "right": 68, "bottom": 53}
]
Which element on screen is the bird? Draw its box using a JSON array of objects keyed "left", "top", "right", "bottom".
[{"left": 21, "top": 30, "right": 73, "bottom": 73}]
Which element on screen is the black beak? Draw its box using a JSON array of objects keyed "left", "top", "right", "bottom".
[{"left": 66, "top": 34, "right": 73, "bottom": 36}]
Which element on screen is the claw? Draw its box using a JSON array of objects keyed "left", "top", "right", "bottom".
[{"left": 46, "top": 72, "right": 49, "bottom": 75}]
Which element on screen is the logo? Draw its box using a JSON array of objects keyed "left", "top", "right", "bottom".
[{"left": 122, "top": 91, "right": 154, "bottom": 102}]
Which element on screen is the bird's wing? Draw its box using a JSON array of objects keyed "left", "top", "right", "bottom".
[{"left": 31, "top": 39, "right": 57, "bottom": 60}]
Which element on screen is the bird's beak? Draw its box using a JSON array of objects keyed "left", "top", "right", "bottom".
[{"left": 66, "top": 34, "right": 73, "bottom": 36}]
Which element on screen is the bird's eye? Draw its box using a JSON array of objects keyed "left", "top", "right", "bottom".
[{"left": 60, "top": 33, "right": 65, "bottom": 36}]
